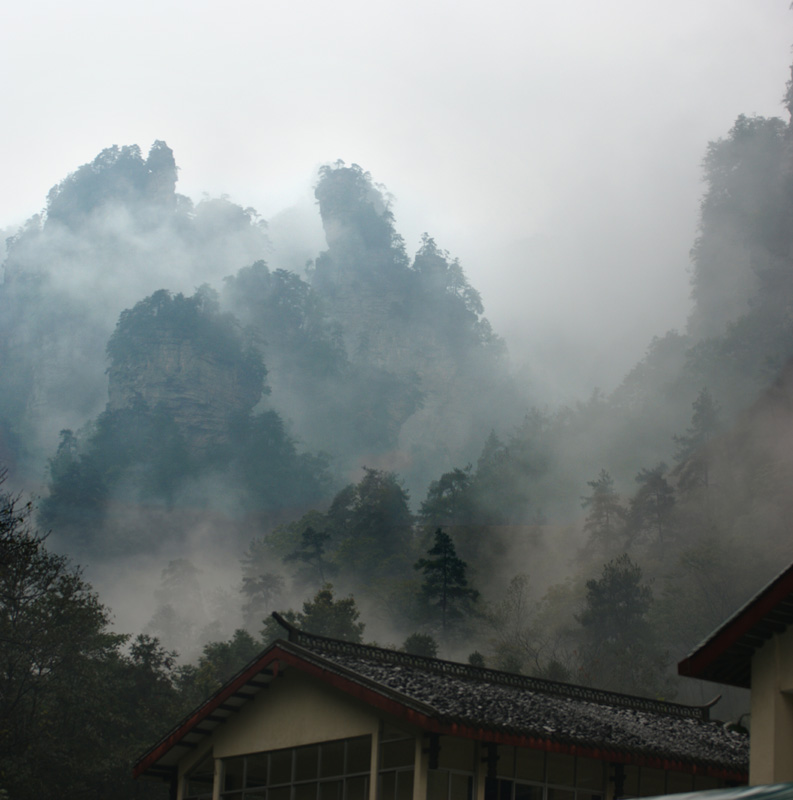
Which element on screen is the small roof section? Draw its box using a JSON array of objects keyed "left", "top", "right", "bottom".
[
  {"left": 643, "top": 783, "right": 793, "bottom": 800},
  {"left": 135, "top": 615, "right": 749, "bottom": 782},
  {"left": 678, "top": 562, "right": 793, "bottom": 689}
]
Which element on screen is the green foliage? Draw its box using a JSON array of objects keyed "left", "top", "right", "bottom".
[
  {"left": 107, "top": 287, "right": 265, "bottom": 392},
  {"left": 415, "top": 528, "right": 479, "bottom": 639},
  {"left": 45, "top": 142, "right": 176, "bottom": 227},
  {"left": 239, "top": 546, "right": 287, "bottom": 631},
  {"left": 0, "top": 474, "right": 181, "bottom": 799},
  {"left": 42, "top": 282, "right": 332, "bottom": 554},
  {"left": 413, "top": 233, "right": 483, "bottom": 316},
  {"left": 263, "top": 585, "right": 365, "bottom": 644},
  {"left": 577, "top": 555, "right": 667, "bottom": 696},
  {"left": 284, "top": 526, "right": 336, "bottom": 587},
  {"left": 223, "top": 260, "right": 345, "bottom": 379},
  {"left": 673, "top": 388, "right": 721, "bottom": 464},
  {"left": 145, "top": 559, "right": 208, "bottom": 658},
  {"left": 40, "top": 402, "right": 191, "bottom": 553},
  {"left": 402, "top": 632, "right": 439, "bottom": 658},
  {"left": 654, "top": 537, "right": 761, "bottom": 657},
  {"left": 419, "top": 466, "right": 475, "bottom": 528},
  {"left": 487, "top": 573, "right": 538, "bottom": 674},
  {"left": 177, "top": 629, "right": 261, "bottom": 710},
  {"left": 332, "top": 468, "right": 415, "bottom": 580},
  {"left": 626, "top": 464, "right": 676, "bottom": 547},
  {"left": 672, "top": 388, "right": 722, "bottom": 494},
  {"left": 580, "top": 469, "right": 626, "bottom": 558},
  {"left": 225, "top": 410, "right": 332, "bottom": 512},
  {"left": 467, "top": 651, "right": 485, "bottom": 667},
  {"left": 314, "top": 162, "right": 407, "bottom": 268}
]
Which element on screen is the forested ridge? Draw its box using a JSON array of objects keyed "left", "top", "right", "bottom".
[{"left": 3, "top": 61, "right": 793, "bottom": 799}]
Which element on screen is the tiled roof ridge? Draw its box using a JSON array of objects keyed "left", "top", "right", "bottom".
[{"left": 277, "top": 621, "right": 712, "bottom": 722}]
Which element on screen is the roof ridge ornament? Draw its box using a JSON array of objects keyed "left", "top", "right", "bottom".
[{"left": 271, "top": 611, "right": 299, "bottom": 642}]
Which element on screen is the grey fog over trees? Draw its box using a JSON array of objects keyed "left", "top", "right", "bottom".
[{"left": 6, "top": 52, "right": 793, "bottom": 798}]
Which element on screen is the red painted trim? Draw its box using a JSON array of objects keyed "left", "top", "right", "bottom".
[
  {"left": 133, "top": 647, "right": 284, "bottom": 778},
  {"left": 135, "top": 644, "right": 748, "bottom": 783},
  {"left": 677, "top": 563, "right": 793, "bottom": 683}
]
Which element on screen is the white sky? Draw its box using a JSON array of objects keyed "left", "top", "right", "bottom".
[{"left": 2, "top": 0, "right": 792, "bottom": 400}]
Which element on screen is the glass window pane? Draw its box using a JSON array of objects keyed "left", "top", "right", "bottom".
[
  {"left": 270, "top": 749, "right": 293, "bottom": 785},
  {"left": 450, "top": 773, "right": 474, "bottom": 800},
  {"left": 546, "top": 753, "right": 574, "bottom": 787},
  {"left": 345, "top": 775, "right": 369, "bottom": 800},
  {"left": 185, "top": 753, "right": 215, "bottom": 797},
  {"left": 427, "top": 769, "right": 449, "bottom": 800},
  {"left": 321, "top": 741, "right": 345, "bottom": 778},
  {"left": 381, "top": 738, "right": 415, "bottom": 769},
  {"left": 245, "top": 752, "right": 269, "bottom": 788},
  {"left": 439, "top": 738, "right": 475, "bottom": 771},
  {"left": 185, "top": 777, "right": 214, "bottom": 797},
  {"left": 380, "top": 771, "right": 396, "bottom": 799},
  {"left": 665, "top": 771, "right": 693, "bottom": 795},
  {"left": 295, "top": 781, "right": 318, "bottom": 800},
  {"left": 296, "top": 745, "right": 319, "bottom": 781},
  {"left": 382, "top": 724, "right": 409, "bottom": 741},
  {"left": 223, "top": 757, "right": 245, "bottom": 791},
  {"left": 346, "top": 736, "right": 371, "bottom": 775},
  {"left": 639, "top": 767, "right": 665, "bottom": 797},
  {"left": 320, "top": 779, "right": 343, "bottom": 800},
  {"left": 694, "top": 776, "right": 720, "bottom": 791},
  {"left": 576, "top": 757, "right": 604, "bottom": 791},
  {"left": 515, "top": 782, "right": 542, "bottom": 800},
  {"left": 489, "top": 745, "right": 511, "bottom": 780},
  {"left": 396, "top": 769, "right": 414, "bottom": 800},
  {"left": 515, "top": 749, "right": 544, "bottom": 782},
  {"left": 547, "top": 789, "right": 575, "bottom": 800},
  {"left": 220, "top": 793, "right": 244, "bottom": 800},
  {"left": 185, "top": 775, "right": 214, "bottom": 795},
  {"left": 622, "top": 766, "right": 640, "bottom": 798},
  {"left": 270, "top": 787, "right": 291, "bottom": 800},
  {"left": 245, "top": 794, "right": 266, "bottom": 800}
]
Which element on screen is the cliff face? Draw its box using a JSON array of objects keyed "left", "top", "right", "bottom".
[{"left": 107, "top": 333, "right": 262, "bottom": 456}]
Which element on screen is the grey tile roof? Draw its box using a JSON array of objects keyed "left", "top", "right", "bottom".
[{"left": 286, "top": 629, "right": 748, "bottom": 774}]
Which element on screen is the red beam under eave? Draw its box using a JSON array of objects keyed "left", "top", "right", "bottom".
[
  {"left": 678, "top": 564, "right": 793, "bottom": 684},
  {"left": 133, "top": 648, "right": 284, "bottom": 778},
  {"left": 135, "top": 644, "right": 747, "bottom": 784},
  {"left": 273, "top": 651, "right": 746, "bottom": 782}
]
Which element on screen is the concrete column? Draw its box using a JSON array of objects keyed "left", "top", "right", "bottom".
[
  {"left": 212, "top": 757, "right": 222, "bottom": 800},
  {"left": 369, "top": 726, "right": 380, "bottom": 800},
  {"left": 413, "top": 735, "right": 428, "bottom": 800},
  {"left": 750, "top": 628, "right": 793, "bottom": 784},
  {"left": 473, "top": 742, "right": 486, "bottom": 800}
]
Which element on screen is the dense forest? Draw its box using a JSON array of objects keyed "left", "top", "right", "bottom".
[{"left": 3, "top": 58, "right": 793, "bottom": 799}]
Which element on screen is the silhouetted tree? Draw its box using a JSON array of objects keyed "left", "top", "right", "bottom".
[
  {"left": 402, "top": 632, "right": 439, "bottom": 658},
  {"left": 577, "top": 555, "right": 667, "bottom": 696},
  {"left": 415, "top": 528, "right": 479, "bottom": 639},
  {"left": 0, "top": 472, "right": 180, "bottom": 799},
  {"left": 263, "top": 585, "right": 365, "bottom": 644},
  {"left": 419, "top": 465, "right": 475, "bottom": 527},
  {"left": 177, "top": 629, "right": 261, "bottom": 709},
  {"left": 581, "top": 469, "right": 626, "bottom": 557},
  {"left": 334, "top": 468, "right": 414, "bottom": 579},
  {"left": 626, "top": 464, "right": 676, "bottom": 547},
  {"left": 673, "top": 388, "right": 722, "bottom": 493},
  {"left": 285, "top": 526, "right": 336, "bottom": 587}
]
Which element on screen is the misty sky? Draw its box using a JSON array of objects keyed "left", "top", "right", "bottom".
[{"left": 3, "top": 0, "right": 792, "bottom": 400}]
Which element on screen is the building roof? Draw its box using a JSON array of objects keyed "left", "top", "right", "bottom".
[
  {"left": 677, "top": 562, "right": 793, "bottom": 689},
  {"left": 642, "top": 785, "right": 793, "bottom": 800},
  {"left": 135, "top": 617, "right": 749, "bottom": 783}
]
